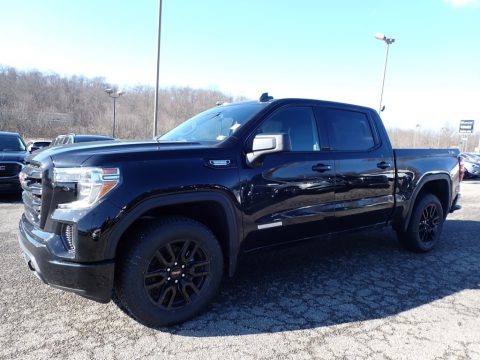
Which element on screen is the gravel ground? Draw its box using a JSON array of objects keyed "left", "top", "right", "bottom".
[{"left": 1, "top": 181, "right": 479, "bottom": 360}]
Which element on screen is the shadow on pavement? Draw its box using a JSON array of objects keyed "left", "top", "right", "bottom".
[{"left": 170, "top": 219, "right": 480, "bottom": 336}]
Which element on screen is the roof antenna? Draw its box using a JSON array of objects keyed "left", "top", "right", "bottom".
[{"left": 259, "top": 92, "right": 273, "bottom": 102}]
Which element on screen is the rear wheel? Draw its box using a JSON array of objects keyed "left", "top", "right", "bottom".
[
  {"left": 398, "top": 194, "right": 444, "bottom": 252},
  {"left": 115, "top": 217, "right": 223, "bottom": 327}
]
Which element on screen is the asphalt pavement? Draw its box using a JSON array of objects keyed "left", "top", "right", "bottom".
[{"left": 1, "top": 181, "right": 479, "bottom": 360}]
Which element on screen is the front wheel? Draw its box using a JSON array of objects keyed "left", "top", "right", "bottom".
[
  {"left": 398, "top": 194, "right": 444, "bottom": 252},
  {"left": 115, "top": 217, "right": 224, "bottom": 327}
]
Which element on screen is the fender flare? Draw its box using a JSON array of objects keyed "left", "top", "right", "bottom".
[
  {"left": 105, "top": 192, "right": 241, "bottom": 276},
  {"left": 400, "top": 173, "right": 452, "bottom": 233}
]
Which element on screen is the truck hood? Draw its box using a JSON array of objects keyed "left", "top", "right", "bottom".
[
  {"left": 0, "top": 150, "right": 27, "bottom": 163},
  {"left": 27, "top": 140, "right": 213, "bottom": 167}
]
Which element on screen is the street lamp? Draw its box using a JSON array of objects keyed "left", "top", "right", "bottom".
[
  {"left": 438, "top": 127, "right": 447, "bottom": 148},
  {"left": 105, "top": 88, "right": 124, "bottom": 138},
  {"left": 414, "top": 124, "right": 421, "bottom": 148},
  {"left": 375, "top": 32, "right": 395, "bottom": 114}
]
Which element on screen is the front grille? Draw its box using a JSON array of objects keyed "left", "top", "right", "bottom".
[
  {"left": 20, "top": 163, "right": 43, "bottom": 226},
  {"left": 0, "top": 162, "right": 22, "bottom": 178}
]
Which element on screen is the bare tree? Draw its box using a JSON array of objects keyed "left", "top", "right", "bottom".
[
  {"left": 388, "top": 125, "right": 478, "bottom": 151},
  {"left": 0, "top": 67, "right": 239, "bottom": 140},
  {"left": 1, "top": 66, "right": 478, "bottom": 151}
]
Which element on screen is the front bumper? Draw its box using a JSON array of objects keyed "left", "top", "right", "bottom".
[{"left": 18, "top": 214, "right": 114, "bottom": 303}]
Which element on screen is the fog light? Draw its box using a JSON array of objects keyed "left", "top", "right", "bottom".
[{"left": 61, "top": 224, "right": 75, "bottom": 253}]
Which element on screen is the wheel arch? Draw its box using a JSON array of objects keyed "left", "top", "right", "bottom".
[
  {"left": 397, "top": 173, "right": 452, "bottom": 233},
  {"left": 106, "top": 192, "right": 241, "bottom": 276}
]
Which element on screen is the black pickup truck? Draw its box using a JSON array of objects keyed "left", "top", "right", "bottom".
[
  {"left": 18, "top": 95, "right": 461, "bottom": 327},
  {"left": 0, "top": 131, "right": 28, "bottom": 193}
]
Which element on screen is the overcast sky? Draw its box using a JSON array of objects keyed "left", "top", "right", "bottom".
[{"left": 0, "top": 0, "right": 479, "bottom": 130}]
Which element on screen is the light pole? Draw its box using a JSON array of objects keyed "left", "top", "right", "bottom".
[
  {"left": 414, "top": 124, "right": 421, "bottom": 148},
  {"left": 375, "top": 32, "right": 395, "bottom": 114},
  {"left": 105, "top": 88, "right": 124, "bottom": 138},
  {"left": 153, "top": 0, "right": 163, "bottom": 137},
  {"left": 437, "top": 127, "right": 447, "bottom": 148}
]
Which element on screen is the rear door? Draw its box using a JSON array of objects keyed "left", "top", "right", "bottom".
[{"left": 316, "top": 106, "right": 396, "bottom": 231}]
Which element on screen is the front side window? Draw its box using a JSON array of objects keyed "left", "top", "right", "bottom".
[
  {"left": 256, "top": 107, "right": 320, "bottom": 152},
  {"left": 325, "top": 109, "right": 375, "bottom": 151}
]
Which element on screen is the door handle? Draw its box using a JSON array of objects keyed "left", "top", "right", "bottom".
[
  {"left": 377, "top": 161, "right": 392, "bottom": 169},
  {"left": 312, "top": 164, "right": 332, "bottom": 172}
]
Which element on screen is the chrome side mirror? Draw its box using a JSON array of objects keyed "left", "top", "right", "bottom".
[{"left": 246, "top": 134, "right": 290, "bottom": 166}]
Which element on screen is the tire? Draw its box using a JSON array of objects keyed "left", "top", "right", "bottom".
[
  {"left": 114, "top": 216, "right": 224, "bottom": 327},
  {"left": 398, "top": 193, "right": 444, "bottom": 252}
]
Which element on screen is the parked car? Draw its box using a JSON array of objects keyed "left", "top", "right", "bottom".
[
  {"left": 18, "top": 95, "right": 462, "bottom": 327},
  {"left": 26, "top": 140, "right": 51, "bottom": 153},
  {"left": 459, "top": 153, "right": 480, "bottom": 178},
  {"left": 0, "top": 131, "right": 27, "bottom": 193},
  {"left": 51, "top": 133, "right": 114, "bottom": 146},
  {"left": 466, "top": 152, "right": 480, "bottom": 162}
]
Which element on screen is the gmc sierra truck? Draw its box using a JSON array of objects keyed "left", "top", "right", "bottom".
[{"left": 18, "top": 94, "right": 461, "bottom": 327}]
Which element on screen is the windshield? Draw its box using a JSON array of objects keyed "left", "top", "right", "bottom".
[
  {"left": 0, "top": 134, "right": 26, "bottom": 151},
  {"left": 159, "top": 103, "right": 265, "bottom": 143}
]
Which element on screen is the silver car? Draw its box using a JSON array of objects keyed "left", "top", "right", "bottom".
[{"left": 460, "top": 153, "right": 480, "bottom": 178}]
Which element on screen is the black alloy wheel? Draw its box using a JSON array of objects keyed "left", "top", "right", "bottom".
[
  {"left": 398, "top": 193, "right": 444, "bottom": 253},
  {"left": 144, "top": 239, "right": 210, "bottom": 310},
  {"left": 418, "top": 203, "right": 441, "bottom": 245},
  {"left": 115, "top": 217, "right": 223, "bottom": 327}
]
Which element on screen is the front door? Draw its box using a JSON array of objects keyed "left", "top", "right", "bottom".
[{"left": 240, "top": 105, "right": 336, "bottom": 250}]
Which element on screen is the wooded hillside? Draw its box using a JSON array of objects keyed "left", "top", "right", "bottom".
[
  {"left": 0, "top": 66, "right": 477, "bottom": 151},
  {"left": 0, "top": 66, "right": 236, "bottom": 139}
]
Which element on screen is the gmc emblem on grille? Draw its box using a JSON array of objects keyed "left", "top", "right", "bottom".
[{"left": 0, "top": 166, "right": 5, "bottom": 171}]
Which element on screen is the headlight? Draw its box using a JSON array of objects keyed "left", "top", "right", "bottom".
[{"left": 53, "top": 167, "right": 120, "bottom": 209}]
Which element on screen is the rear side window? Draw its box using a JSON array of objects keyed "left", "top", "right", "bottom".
[
  {"left": 325, "top": 109, "right": 375, "bottom": 151},
  {"left": 256, "top": 106, "right": 320, "bottom": 152}
]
